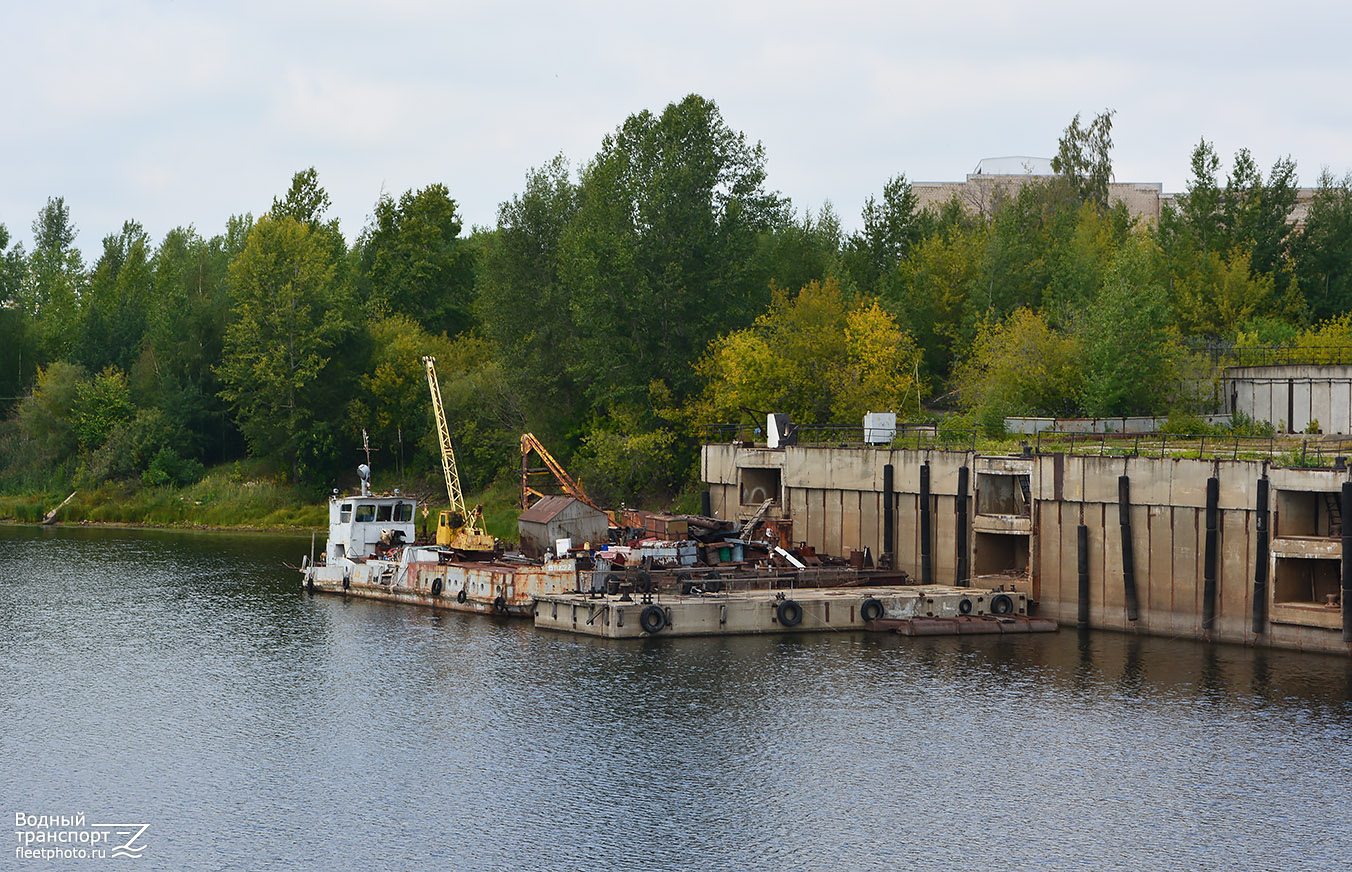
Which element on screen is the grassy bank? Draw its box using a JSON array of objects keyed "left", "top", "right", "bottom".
[
  {"left": 0, "top": 472, "right": 327, "bottom": 530},
  {"left": 0, "top": 465, "right": 526, "bottom": 540}
]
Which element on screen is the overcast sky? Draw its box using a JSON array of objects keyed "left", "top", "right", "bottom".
[{"left": 5, "top": 0, "right": 1351, "bottom": 261}]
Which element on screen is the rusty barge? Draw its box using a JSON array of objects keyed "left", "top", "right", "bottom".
[{"left": 299, "top": 468, "right": 580, "bottom": 616}]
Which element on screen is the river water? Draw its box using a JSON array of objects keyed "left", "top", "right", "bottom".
[{"left": 2, "top": 524, "right": 1350, "bottom": 871}]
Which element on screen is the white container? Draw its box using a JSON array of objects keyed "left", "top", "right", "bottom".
[{"left": 864, "top": 412, "right": 897, "bottom": 444}]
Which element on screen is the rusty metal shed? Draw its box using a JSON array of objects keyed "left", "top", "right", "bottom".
[{"left": 518, "top": 496, "right": 608, "bottom": 558}]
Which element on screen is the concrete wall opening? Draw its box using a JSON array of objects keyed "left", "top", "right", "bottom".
[
  {"left": 976, "top": 473, "right": 1030, "bottom": 516},
  {"left": 1276, "top": 554, "right": 1341, "bottom": 608},
  {"left": 972, "top": 531, "right": 1030, "bottom": 577},
  {"left": 1275, "top": 489, "right": 1342, "bottom": 538},
  {"left": 738, "top": 468, "right": 781, "bottom": 506}
]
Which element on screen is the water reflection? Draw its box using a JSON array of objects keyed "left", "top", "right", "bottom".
[{"left": 1, "top": 525, "right": 1350, "bottom": 872}]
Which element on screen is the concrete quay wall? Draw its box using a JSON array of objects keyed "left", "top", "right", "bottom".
[{"left": 703, "top": 444, "right": 1352, "bottom": 655}]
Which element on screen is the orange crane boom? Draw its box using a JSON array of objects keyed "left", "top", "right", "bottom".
[{"left": 520, "top": 432, "right": 598, "bottom": 510}]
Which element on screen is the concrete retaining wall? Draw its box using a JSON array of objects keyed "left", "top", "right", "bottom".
[
  {"left": 1226, "top": 364, "right": 1352, "bottom": 434},
  {"left": 703, "top": 443, "right": 1352, "bottom": 655}
]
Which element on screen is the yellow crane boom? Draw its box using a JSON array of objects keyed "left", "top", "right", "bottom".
[{"left": 423, "top": 355, "right": 495, "bottom": 550}]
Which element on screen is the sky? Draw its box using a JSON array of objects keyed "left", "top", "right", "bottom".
[{"left": 4, "top": 0, "right": 1352, "bottom": 262}]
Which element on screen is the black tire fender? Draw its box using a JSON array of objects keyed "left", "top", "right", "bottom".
[
  {"left": 639, "top": 604, "right": 667, "bottom": 634},
  {"left": 635, "top": 571, "right": 653, "bottom": 594},
  {"left": 777, "top": 599, "right": 803, "bottom": 627},
  {"left": 991, "top": 593, "right": 1014, "bottom": 615},
  {"left": 456, "top": 588, "right": 468, "bottom": 604},
  {"left": 430, "top": 578, "right": 444, "bottom": 596},
  {"left": 493, "top": 595, "right": 509, "bottom": 614},
  {"left": 861, "top": 597, "right": 885, "bottom": 622},
  {"left": 958, "top": 597, "right": 973, "bottom": 615},
  {"left": 342, "top": 574, "right": 351, "bottom": 590}
]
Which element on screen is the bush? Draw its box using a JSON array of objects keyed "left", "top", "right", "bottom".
[
  {"left": 142, "top": 447, "right": 205, "bottom": 488},
  {"left": 1229, "top": 410, "right": 1276, "bottom": 438},
  {"left": 1161, "top": 413, "right": 1224, "bottom": 436}
]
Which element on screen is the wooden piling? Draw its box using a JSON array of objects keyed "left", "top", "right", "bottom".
[
  {"left": 956, "top": 466, "right": 970, "bottom": 584},
  {"left": 920, "top": 463, "right": 933, "bottom": 585},
  {"left": 1077, "top": 523, "right": 1090, "bottom": 629},
  {"left": 1203, "top": 476, "right": 1219, "bottom": 632},
  {"left": 1119, "top": 475, "right": 1139, "bottom": 622},
  {"left": 1252, "top": 478, "right": 1269, "bottom": 634}
]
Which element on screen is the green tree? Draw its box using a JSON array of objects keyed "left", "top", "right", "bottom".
[
  {"left": 347, "top": 314, "right": 458, "bottom": 467},
  {"left": 885, "top": 223, "right": 986, "bottom": 378},
  {"left": 1159, "top": 140, "right": 1224, "bottom": 255},
  {"left": 1159, "top": 141, "right": 1298, "bottom": 286},
  {"left": 0, "top": 224, "right": 33, "bottom": 411},
  {"left": 79, "top": 221, "right": 154, "bottom": 373},
  {"left": 73, "top": 366, "right": 134, "bottom": 451},
  {"left": 476, "top": 156, "right": 581, "bottom": 440},
  {"left": 563, "top": 94, "right": 785, "bottom": 408},
  {"left": 26, "top": 197, "right": 86, "bottom": 361},
  {"left": 15, "top": 361, "right": 87, "bottom": 466},
  {"left": 142, "top": 224, "right": 237, "bottom": 464},
  {"left": 1293, "top": 170, "right": 1352, "bottom": 319},
  {"left": 217, "top": 214, "right": 352, "bottom": 482},
  {"left": 1042, "top": 199, "right": 1127, "bottom": 323},
  {"left": 696, "top": 278, "right": 923, "bottom": 426},
  {"left": 953, "top": 307, "right": 1081, "bottom": 431},
  {"left": 356, "top": 183, "right": 475, "bottom": 335},
  {"left": 843, "top": 175, "right": 925, "bottom": 293},
  {"left": 272, "top": 168, "right": 346, "bottom": 262},
  {"left": 751, "top": 204, "right": 843, "bottom": 298},
  {"left": 1077, "top": 235, "right": 1180, "bottom": 416},
  {"left": 1050, "top": 110, "right": 1116, "bottom": 210},
  {"left": 1221, "top": 148, "right": 1298, "bottom": 280},
  {"left": 1173, "top": 249, "right": 1277, "bottom": 337}
]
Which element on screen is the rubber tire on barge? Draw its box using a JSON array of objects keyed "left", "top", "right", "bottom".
[
  {"left": 639, "top": 605, "right": 667, "bottom": 634},
  {"left": 777, "top": 599, "right": 803, "bottom": 627},
  {"left": 860, "top": 598, "right": 885, "bottom": 622}
]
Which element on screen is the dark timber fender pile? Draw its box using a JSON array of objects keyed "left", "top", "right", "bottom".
[
  {"left": 1343, "top": 482, "right": 1352, "bottom": 643},
  {"left": 956, "top": 466, "right": 970, "bottom": 585},
  {"left": 919, "top": 464, "right": 933, "bottom": 585},
  {"left": 1202, "top": 476, "right": 1219, "bottom": 632},
  {"left": 1253, "top": 478, "right": 1269, "bottom": 634},
  {"left": 1077, "top": 524, "right": 1090, "bottom": 629},
  {"left": 1119, "top": 475, "right": 1139, "bottom": 622}
]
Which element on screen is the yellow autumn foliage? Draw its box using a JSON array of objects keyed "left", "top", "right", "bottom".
[{"left": 695, "top": 278, "right": 924, "bottom": 427}]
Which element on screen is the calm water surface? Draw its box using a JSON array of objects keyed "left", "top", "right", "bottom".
[{"left": 2, "top": 524, "right": 1351, "bottom": 871}]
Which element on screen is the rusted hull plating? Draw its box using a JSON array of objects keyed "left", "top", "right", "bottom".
[{"left": 303, "top": 550, "right": 579, "bottom": 617}]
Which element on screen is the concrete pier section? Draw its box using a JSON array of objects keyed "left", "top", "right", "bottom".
[
  {"left": 534, "top": 585, "right": 1034, "bottom": 639},
  {"left": 703, "top": 443, "right": 1352, "bottom": 655}
]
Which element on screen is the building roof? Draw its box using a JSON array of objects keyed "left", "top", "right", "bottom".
[
  {"left": 972, "top": 155, "right": 1054, "bottom": 175},
  {"left": 519, "top": 495, "right": 600, "bottom": 524}
]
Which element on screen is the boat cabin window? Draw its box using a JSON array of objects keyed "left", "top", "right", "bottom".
[
  {"left": 376, "top": 504, "right": 393, "bottom": 522},
  {"left": 394, "top": 502, "right": 412, "bottom": 522},
  {"left": 340, "top": 503, "right": 352, "bottom": 522},
  {"left": 355, "top": 504, "right": 376, "bottom": 523}
]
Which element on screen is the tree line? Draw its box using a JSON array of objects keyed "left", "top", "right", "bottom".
[{"left": 4, "top": 96, "right": 1352, "bottom": 507}]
